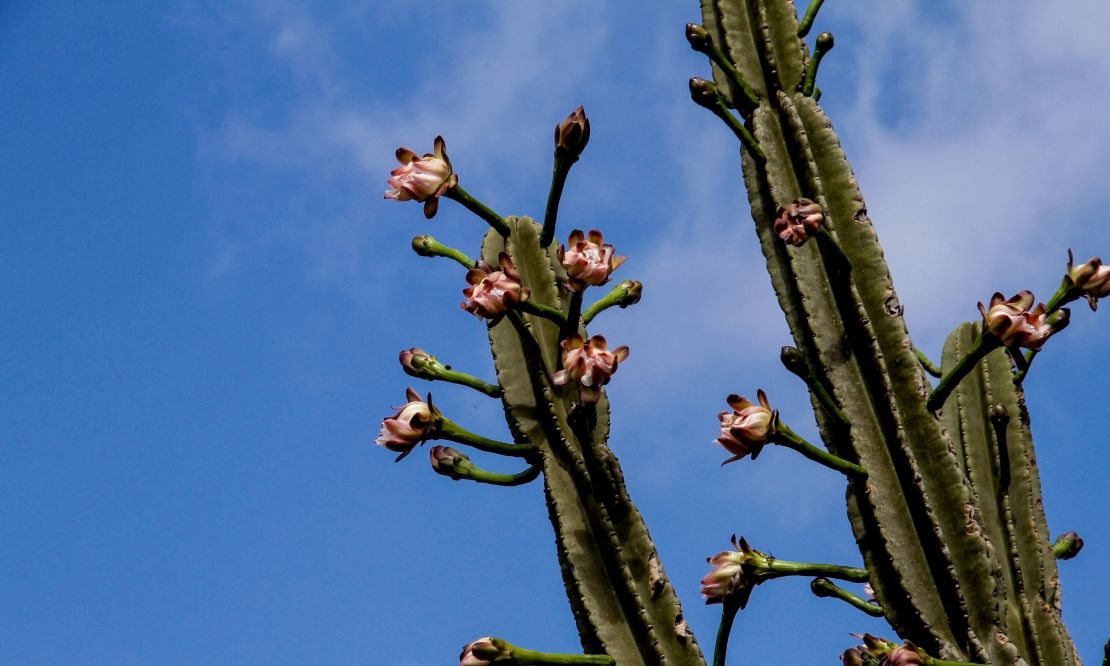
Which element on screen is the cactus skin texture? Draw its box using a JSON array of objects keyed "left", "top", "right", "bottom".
[
  {"left": 699, "top": 0, "right": 1079, "bottom": 663},
  {"left": 482, "top": 216, "right": 705, "bottom": 666}
]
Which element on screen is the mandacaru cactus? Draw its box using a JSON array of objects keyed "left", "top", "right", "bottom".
[{"left": 377, "top": 1, "right": 1105, "bottom": 664}]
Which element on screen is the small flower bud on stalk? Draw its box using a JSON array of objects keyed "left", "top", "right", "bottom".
[
  {"left": 685, "top": 23, "right": 712, "bottom": 52},
  {"left": 459, "top": 636, "right": 507, "bottom": 666},
  {"left": 384, "top": 136, "right": 457, "bottom": 219},
  {"left": 688, "top": 76, "right": 720, "bottom": 109},
  {"left": 429, "top": 445, "right": 472, "bottom": 480},
  {"left": 581, "top": 280, "right": 642, "bottom": 326},
  {"left": 1053, "top": 531, "right": 1084, "bottom": 560},
  {"left": 554, "top": 106, "right": 590, "bottom": 162}
]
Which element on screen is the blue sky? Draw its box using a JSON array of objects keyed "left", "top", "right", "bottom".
[{"left": 3, "top": 1, "right": 1109, "bottom": 664}]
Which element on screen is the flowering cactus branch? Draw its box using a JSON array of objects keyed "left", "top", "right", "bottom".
[
  {"left": 685, "top": 24, "right": 759, "bottom": 114},
  {"left": 914, "top": 347, "right": 943, "bottom": 378},
  {"left": 801, "top": 32, "right": 833, "bottom": 96},
  {"left": 688, "top": 78, "right": 766, "bottom": 162},
  {"left": 779, "top": 345, "right": 849, "bottom": 425},
  {"left": 927, "top": 331, "right": 1001, "bottom": 411},
  {"left": 400, "top": 348, "right": 502, "bottom": 398},
  {"left": 412, "top": 234, "right": 475, "bottom": 269},
  {"left": 581, "top": 280, "right": 642, "bottom": 326},
  {"left": 796, "top": 0, "right": 827, "bottom": 37},
  {"left": 437, "top": 417, "right": 536, "bottom": 457},
  {"left": 810, "top": 577, "right": 884, "bottom": 617},
  {"left": 772, "top": 421, "right": 866, "bottom": 479},
  {"left": 444, "top": 184, "right": 511, "bottom": 236}
]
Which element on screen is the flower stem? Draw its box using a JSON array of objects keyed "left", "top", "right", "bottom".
[
  {"left": 914, "top": 346, "right": 942, "bottom": 378},
  {"left": 436, "top": 368, "right": 502, "bottom": 398},
  {"left": 712, "top": 597, "right": 741, "bottom": 666},
  {"left": 437, "top": 418, "right": 535, "bottom": 457},
  {"left": 810, "top": 577, "right": 883, "bottom": 616},
  {"left": 562, "top": 291, "right": 584, "bottom": 340},
  {"left": 927, "top": 331, "right": 1001, "bottom": 411},
  {"left": 445, "top": 184, "right": 511, "bottom": 236},
  {"left": 518, "top": 299, "right": 567, "bottom": 326},
  {"left": 703, "top": 43, "right": 760, "bottom": 114},
  {"left": 772, "top": 422, "right": 866, "bottom": 479},
  {"left": 540, "top": 155, "right": 574, "bottom": 248},
  {"left": 410, "top": 234, "right": 474, "bottom": 269},
  {"left": 796, "top": 0, "right": 827, "bottom": 37},
  {"left": 581, "top": 281, "right": 640, "bottom": 326},
  {"left": 508, "top": 647, "right": 614, "bottom": 665},
  {"left": 801, "top": 32, "right": 833, "bottom": 96},
  {"left": 461, "top": 463, "right": 541, "bottom": 487},
  {"left": 758, "top": 558, "right": 869, "bottom": 583}
]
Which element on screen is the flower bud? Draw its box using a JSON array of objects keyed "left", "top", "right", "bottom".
[
  {"left": 1067, "top": 249, "right": 1110, "bottom": 310},
  {"left": 429, "top": 445, "right": 471, "bottom": 480},
  {"left": 1053, "top": 531, "right": 1084, "bottom": 560},
  {"left": 685, "top": 23, "right": 711, "bottom": 52},
  {"left": 689, "top": 77, "right": 720, "bottom": 109},
  {"left": 616, "top": 280, "right": 642, "bottom": 307},
  {"left": 774, "top": 198, "right": 824, "bottom": 246},
  {"left": 412, "top": 235, "right": 437, "bottom": 257},
  {"left": 715, "top": 389, "right": 776, "bottom": 464},
  {"left": 462, "top": 253, "right": 531, "bottom": 320},
  {"left": 385, "top": 136, "right": 458, "bottom": 219},
  {"left": 376, "top": 388, "right": 439, "bottom": 461},
  {"left": 557, "top": 228, "right": 627, "bottom": 292},
  {"left": 399, "top": 347, "right": 442, "bottom": 380},
  {"left": 840, "top": 648, "right": 866, "bottom": 666},
  {"left": 555, "top": 106, "right": 590, "bottom": 161},
  {"left": 779, "top": 345, "right": 808, "bottom": 378},
  {"left": 459, "top": 636, "right": 507, "bottom": 666},
  {"left": 552, "top": 334, "right": 630, "bottom": 404}
]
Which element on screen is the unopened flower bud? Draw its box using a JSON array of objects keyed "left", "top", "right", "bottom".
[
  {"left": 617, "top": 280, "right": 642, "bottom": 307},
  {"left": 399, "top": 347, "right": 441, "bottom": 379},
  {"left": 412, "top": 235, "right": 437, "bottom": 257},
  {"left": 462, "top": 253, "right": 531, "bottom": 320},
  {"left": 459, "top": 636, "right": 507, "bottom": 666},
  {"left": 555, "top": 106, "right": 590, "bottom": 161},
  {"left": 558, "top": 228, "right": 627, "bottom": 292},
  {"left": 385, "top": 136, "right": 457, "bottom": 219},
  {"left": 1067, "top": 249, "right": 1110, "bottom": 310},
  {"left": 689, "top": 77, "right": 720, "bottom": 109},
  {"left": 715, "top": 389, "right": 776, "bottom": 464},
  {"left": 1053, "top": 531, "right": 1084, "bottom": 560},
  {"left": 774, "top": 198, "right": 824, "bottom": 246},
  {"left": 685, "top": 23, "right": 711, "bottom": 52},
  {"left": 885, "top": 645, "right": 924, "bottom": 666},
  {"left": 553, "top": 334, "right": 630, "bottom": 404},
  {"left": 429, "top": 445, "right": 471, "bottom": 480},
  {"left": 816, "top": 31, "right": 835, "bottom": 52},
  {"left": 376, "top": 388, "right": 439, "bottom": 461},
  {"left": 779, "top": 345, "right": 807, "bottom": 378},
  {"left": 840, "top": 647, "right": 866, "bottom": 666},
  {"left": 989, "top": 403, "right": 1009, "bottom": 427}
]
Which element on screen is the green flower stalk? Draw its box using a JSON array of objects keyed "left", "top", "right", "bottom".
[{"left": 400, "top": 348, "right": 501, "bottom": 397}]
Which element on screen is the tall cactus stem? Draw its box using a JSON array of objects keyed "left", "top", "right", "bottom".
[
  {"left": 712, "top": 597, "right": 742, "bottom": 666},
  {"left": 437, "top": 417, "right": 536, "bottom": 457},
  {"left": 518, "top": 300, "right": 568, "bottom": 326},
  {"left": 801, "top": 32, "right": 834, "bottom": 96},
  {"left": 444, "top": 184, "right": 511, "bottom": 236},
  {"left": 796, "top": 0, "right": 827, "bottom": 37},
  {"left": 773, "top": 422, "right": 867, "bottom": 479},
  {"left": 689, "top": 78, "right": 767, "bottom": 162},
  {"left": 411, "top": 234, "right": 475, "bottom": 268},
  {"left": 780, "top": 345, "right": 849, "bottom": 425},
  {"left": 927, "top": 331, "right": 1001, "bottom": 411},
  {"left": 915, "top": 347, "right": 943, "bottom": 378},
  {"left": 810, "top": 577, "right": 884, "bottom": 617},
  {"left": 540, "top": 155, "right": 573, "bottom": 248}
]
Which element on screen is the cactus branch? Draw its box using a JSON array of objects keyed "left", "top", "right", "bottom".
[
  {"left": 797, "top": 0, "right": 827, "bottom": 37},
  {"left": 437, "top": 417, "right": 536, "bottom": 457},
  {"left": 810, "top": 577, "right": 884, "bottom": 617},
  {"left": 444, "top": 184, "right": 511, "bottom": 236},
  {"left": 772, "top": 422, "right": 867, "bottom": 479},
  {"left": 801, "top": 32, "right": 834, "bottom": 96},
  {"left": 540, "top": 154, "right": 574, "bottom": 248},
  {"left": 411, "top": 234, "right": 475, "bottom": 268},
  {"left": 581, "top": 280, "right": 641, "bottom": 325},
  {"left": 927, "top": 331, "right": 1001, "bottom": 411},
  {"left": 914, "top": 347, "right": 943, "bottom": 378}
]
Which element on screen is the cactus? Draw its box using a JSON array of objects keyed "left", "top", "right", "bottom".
[{"left": 377, "top": 1, "right": 1098, "bottom": 664}]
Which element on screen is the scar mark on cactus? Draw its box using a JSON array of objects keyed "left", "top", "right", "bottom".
[
  {"left": 647, "top": 552, "right": 666, "bottom": 600},
  {"left": 884, "top": 295, "right": 904, "bottom": 318}
]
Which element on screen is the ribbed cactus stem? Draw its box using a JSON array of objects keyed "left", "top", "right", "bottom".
[{"left": 810, "top": 577, "right": 883, "bottom": 617}]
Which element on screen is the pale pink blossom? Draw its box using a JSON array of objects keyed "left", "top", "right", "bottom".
[
  {"left": 552, "top": 334, "right": 629, "bottom": 404},
  {"left": 1067, "top": 249, "right": 1110, "bottom": 310},
  {"left": 461, "top": 253, "right": 531, "bottom": 320},
  {"left": 557, "top": 229, "right": 627, "bottom": 292},
  {"left": 700, "top": 535, "right": 757, "bottom": 606},
  {"left": 774, "top": 198, "right": 824, "bottom": 246},
  {"left": 716, "top": 390, "right": 775, "bottom": 464},
  {"left": 978, "top": 291, "right": 1061, "bottom": 350},
  {"left": 384, "top": 135, "right": 458, "bottom": 218},
  {"left": 375, "top": 387, "right": 437, "bottom": 461}
]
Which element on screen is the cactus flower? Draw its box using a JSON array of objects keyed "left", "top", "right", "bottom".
[
  {"left": 557, "top": 229, "right": 627, "bottom": 292},
  {"left": 462, "top": 253, "right": 531, "bottom": 320},
  {"left": 774, "top": 198, "right": 824, "bottom": 246},
  {"left": 552, "top": 334, "right": 629, "bottom": 404},
  {"left": 555, "top": 106, "right": 591, "bottom": 161},
  {"left": 978, "top": 291, "right": 1061, "bottom": 350},
  {"left": 1066, "top": 249, "right": 1110, "bottom": 310},
  {"left": 376, "top": 387, "right": 438, "bottom": 461},
  {"left": 459, "top": 636, "right": 503, "bottom": 666},
  {"left": 385, "top": 135, "right": 458, "bottom": 219},
  {"left": 700, "top": 535, "right": 759, "bottom": 606},
  {"left": 883, "top": 645, "right": 924, "bottom": 665},
  {"left": 716, "top": 389, "right": 775, "bottom": 464}
]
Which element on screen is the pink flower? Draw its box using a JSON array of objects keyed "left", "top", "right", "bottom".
[
  {"left": 385, "top": 135, "right": 458, "bottom": 219},
  {"left": 552, "top": 334, "right": 630, "bottom": 404},
  {"left": 700, "top": 535, "right": 759, "bottom": 606},
  {"left": 555, "top": 106, "right": 591, "bottom": 160},
  {"left": 716, "top": 390, "right": 775, "bottom": 464},
  {"left": 1067, "top": 249, "right": 1110, "bottom": 310},
  {"left": 882, "top": 645, "right": 924, "bottom": 666},
  {"left": 459, "top": 637, "right": 504, "bottom": 666},
  {"left": 557, "top": 229, "right": 627, "bottom": 292},
  {"left": 774, "top": 198, "right": 824, "bottom": 246},
  {"left": 461, "top": 253, "right": 531, "bottom": 320},
  {"left": 375, "top": 387, "right": 438, "bottom": 461},
  {"left": 978, "top": 291, "right": 1061, "bottom": 350}
]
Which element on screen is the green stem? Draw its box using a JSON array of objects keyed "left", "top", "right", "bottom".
[
  {"left": 772, "top": 422, "right": 866, "bottom": 479},
  {"left": 562, "top": 291, "right": 584, "bottom": 341},
  {"left": 914, "top": 347, "right": 942, "bottom": 378},
  {"left": 581, "top": 281, "right": 640, "bottom": 325},
  {"left": 922, "top": 658, "right": 982, "bottom": 666},
  {"left": 410, "top": 235, "right": 475, "bottom": 269},
  {"left": 437, "top": 418, "right": 535, "bottom": 457},
  {"left": 802, "top": 32, "right": 834, "bottom": 96},
  {"left": 518, "top": 299, "right": 568, "bottom": 326},
  {"left": 705, "top": 43, "right": 760, "bottom": 113},
  {"left": 444, "top": 184, "right": 511, "bottom": 236},
  {"left": 796, "top": 0, "right": 827, "bottom": 37},
  {"left": 927, "top": 331, "right": 1001, "bottom": 411},
  {"left": 815, "top": 225, "right": 851, "bottom": 273},
  {"left": 509, "top": 647, "right": 614, "bottom": 665},
  {"left": 462, "top": 463, "right": 541, "bottom": 487},
  {"left": 758, "top": 558, "right": 869, "bottom": 583},
  {"left": 708, "top": 98, "right": 766, "bottom": 163},
  {"left": 712, "top": 597, "right": 741, "bottom": 666},
  {"left": 810, "top": 577, "right": 883, "bottom": 617},
  {"left": 540, "top": 155, "right": 573, "bottom": 248},
  {"left": 438, "top": 368, "right": 502, "bottom": 398}
]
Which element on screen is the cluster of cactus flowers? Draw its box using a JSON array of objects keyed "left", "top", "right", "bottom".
[{"left": 375, "top": 1, "right": 1107, "bottom": 664}]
